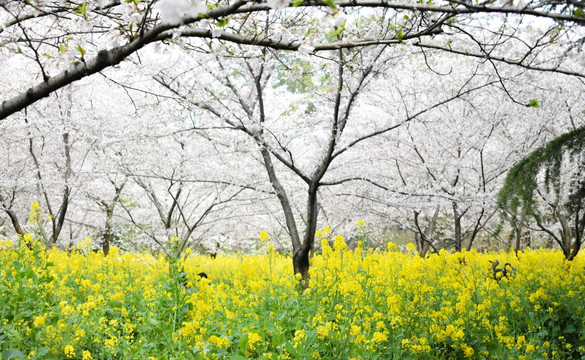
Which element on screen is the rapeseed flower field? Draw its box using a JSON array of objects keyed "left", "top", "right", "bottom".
[{"left": 1, "top": 235, "right": 584, "bottom": 359}]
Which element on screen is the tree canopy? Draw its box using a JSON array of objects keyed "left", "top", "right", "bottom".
[{"left": 2, "top": 0, "right": 585, "bottom": 119}]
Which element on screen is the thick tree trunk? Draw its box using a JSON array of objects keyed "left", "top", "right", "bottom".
[
  {"left": 514, "top": 223, "right": 522, "bottom": 252},
  {"left": 513, "top": 211, "right": 526, "bottom": 252},
  {"left": 293, "top": 248, "right": 311, "bottom": 287},
  {"left": 258, "top": 145, "right": 321, "bottom": 287},
  {"left": 293, "top": 186, "right": 320, "bottom": 287},
  {"left": 566, "top": 210, "right": 584, "bottom": 261}
]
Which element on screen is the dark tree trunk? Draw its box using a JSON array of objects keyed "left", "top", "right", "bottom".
[
  {"left": 413, "top": 206, "right": 440, "bottom": 256},
  {"left": 0, "top": 195, "right": 28, "bottom": 248},
  {"left": 293, "top": 248, "right": 311, "bottom": 287},
  {"left": 102, "top": 180, "right": 126, "bottom": 256},
  {"left": 0, "top": 195, "right": 25, "bottom": 236},
  {"left": 453, "top": 202, "right": 462, "bottom": 252},
  {"left": 47, "top": 133, "right": 72, "bottom": 248},
  {"left": 513, "top": 214, "right": 525, "bottom": 253},
  {"left": 103, "top": 207, "right": 114, "bottom": 256}
]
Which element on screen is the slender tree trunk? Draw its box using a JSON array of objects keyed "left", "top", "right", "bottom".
[
  {"left": 103, "top": 206, "right": 115, "bottom": 256},
  {"left": 259, "top": 148, "right": 302, "bottom": 251},
  {"left": 414, "top": 232, "right": 423, "bottom": 254},
  {"left": 425, "top": 206, "right": 440, "bottom": 256},
  {"left": 453, "top": 202, "right": 462, "bottom": 252},
  {"left": 47, "top": 132, "right": 72, "bottom": 248},
  {"left": 102, "top": 181, "right": 126, "bottom": 256},
  {"left": 413, "top": 206, "right": 440, "bottom": 256}
]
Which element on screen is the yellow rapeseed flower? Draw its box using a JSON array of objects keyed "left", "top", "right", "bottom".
[
  {"left": 461, "top": 344, "right": 474, "bottom": 358},
  {"left": 209, "top": 335, "right": 230, "bottom": 349},
  {"left": 28, "top": 202, "right": 42, "bottom": 225},
  {"left": 316, "top": 325, "right": 330, "bottom": 339},
  {"left": 64, "top": 345, "right": 75, "bottom": 358},
  {"left": 372, "top": 332, "right": 387, "bottom": 343},
  {"left": 23, "top": 233, "right": 33, "bottom": 246},
  {"left": 248, "top": 332, "right": 262, "bottom": 352},
  {"left": 333, "top": 235, "right": 347, "bottom": 251},
  {"left": 259, "top": 231, "right": 270, "bottom": 243},
  {"left": 33, "top": 314, "right": 46, "bottom": 327}
]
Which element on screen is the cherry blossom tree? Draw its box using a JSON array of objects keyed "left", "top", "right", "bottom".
[
  {"left": 323, "top": 48, "right": 585, "bottom": 254},
  {"left": 2, "top": 0, "right": 585, "bottom": 120},
  {"left": 138, "top": 8, "right": 553, "bottom": 280}
]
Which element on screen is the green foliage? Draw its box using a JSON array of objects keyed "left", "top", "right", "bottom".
[
  {"left": 325, "top": 24, "right": 346, "bottom": 41},
  {"left": 527, "top": 99, "right": 540, "bottom": 108},
  {"left": 216, "top": 18, "right": 229, "bottom": 28},
  {"left": 76, "top": 45, "right": 86, "bottom": 58},
  {"left": 498, "top": 126, "right": 585, "bottom": 218},
  {"left": 0, "top": 240, "right": 55, "bottom": 359},
  {"left": 73, "top": 3, "right": 87, "bottom": 19}
]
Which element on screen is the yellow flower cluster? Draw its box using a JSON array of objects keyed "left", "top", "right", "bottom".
[
  {"left": 28, "top": 202, "right": 42, "bottom": 225},
  {"left": 0, "top": 233, "right": 584, "bottom": 359}
]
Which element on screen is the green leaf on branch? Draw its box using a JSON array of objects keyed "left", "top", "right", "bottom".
[
  {"left": 322, "top": 0, "right": 336, "bottom": 9},
  {"left": 74, "top": 2, "right": 87, "bottom": 18},
  {"left": 76, "top": 45, "right": 86, "bottom": 57},
  {"left": 527, "top": 99, "right": 540, "bottom": 108},
  {"left": 216, "top": 18, "right": 229, "bottom": 27}
]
